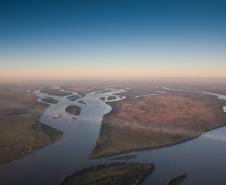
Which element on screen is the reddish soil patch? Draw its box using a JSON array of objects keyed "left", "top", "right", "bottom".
[{"left": 91, "top": 91, "right": 226, "bottom": 158}]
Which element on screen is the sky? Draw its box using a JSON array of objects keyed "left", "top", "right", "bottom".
[{"left": 0, "top": 0, "right": 225, "bottom": 81}]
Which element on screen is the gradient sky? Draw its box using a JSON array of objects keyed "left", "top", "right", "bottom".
[{"left": 0, "top": 0, "right": 225, "bottom": 80}]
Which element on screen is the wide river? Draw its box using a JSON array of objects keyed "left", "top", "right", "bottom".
[{"left": 0, "top": 87, "right": 226, "bottom": 185}]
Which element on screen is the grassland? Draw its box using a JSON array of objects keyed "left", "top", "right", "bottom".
[
  {"left": 41, "top": 88, "right": 71, "bottom": 96},
  {"left": 91, "top": 91, "right": 226, "bottom": 158},
  {"left": 0, "top": 86, "right": 62, "bottom": 165},
  {"left": 60, "top": 162, "right": 154, "bottom": 185},
  {"left": 64, "top": 84, "right": 101, "bottom": 95}
]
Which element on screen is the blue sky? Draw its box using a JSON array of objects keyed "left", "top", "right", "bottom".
[{"left": 0, "top": 0, "right": 225, "bottom": 80}]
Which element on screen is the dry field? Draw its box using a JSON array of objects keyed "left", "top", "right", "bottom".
[
  {"left": 91, "top": 91, "right": 226, "bottom": 158},
  {"left": 0, "top": 85, "right": 62, "bottom": 164},
  {"left": 64, "top": 84, "right": 101, "bottom": 95}
]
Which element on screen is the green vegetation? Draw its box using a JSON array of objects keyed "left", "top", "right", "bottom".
[
  {"left": 67, "top": 95, "right": 79, "bottom": 101},
  {"left": 90, "top": 122, "right": 111, "bottom": 158},
  {"left": 60, "top": 163, "right": 154, "bottom": 185},
  {"left": 0, "top": 87, "right": 63, "bottom": 165},
  {"left": 78, "top": 100, "right": 87, "bottom": 105},
  {"left": 33, "top": 121, "right": 63, "bottom": 142},
  {"left": 100, "top": 97, "right": 105, "bottom": 101},
  {"left": 41, "top": 97, "right": 58, "bottom": 104},
  {"left": 65, "top": 105, "right": 81, "bottom": 116},
  {"left": 166, "top": 174, "right": 187, "bottom": 185},
  {"left": 107, "top": 96, "right": 116, "bottom": 100}
]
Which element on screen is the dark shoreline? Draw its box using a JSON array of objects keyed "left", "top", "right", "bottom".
[
  {"left": 166, "top": 174, "right": 187, "bottom": 185},
  {"left": 0, "top": 120, "right": 63, "bottom": 166},
  {"left": 33, "top": 121, "right": 63, "bottom": 142},
  {"left": 91, "top": 119, "right": 226, "bottom": 159},
  {"left": 0, "top": 90, "right": 64, "bottom": 165}
]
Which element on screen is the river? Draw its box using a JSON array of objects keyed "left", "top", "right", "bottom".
[{"left": 0, "top": 87, "right": 226, "bottom": 185}]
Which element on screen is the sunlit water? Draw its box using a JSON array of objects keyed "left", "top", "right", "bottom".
[{"left": 0, "top": 87, "right": 226, "bottom": 185}]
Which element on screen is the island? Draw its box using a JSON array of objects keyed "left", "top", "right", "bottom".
[
  {"left": 166, "top": 174, "right": 187, "bottom": 185},
  {"left": 65, "top": 105, "right": 81, "bottom": 116},
  {"left": 107, "top": 96, "right": 116, "bottom": 101},
  {"left": 66, "top": 95, "right": 79, "bottom": 101},
  {"left": 91, "top": 91, "right": 226, "bottom": 158},
  {"left": 78, "top": 100, "right": 86, "bottom": 105},
  {"left": 41, "top": 97, "right": 58, "bottom": 104},
  {"left": 60, "top": 162, "right": 154, "bottom": 185}
]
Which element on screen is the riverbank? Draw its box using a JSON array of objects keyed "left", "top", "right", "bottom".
[
  {"left": 0, "top": 87, "right": 63, "bottom": 165},
  {"left": 91, "top": 91, "right": 226, "bottom": 158}
]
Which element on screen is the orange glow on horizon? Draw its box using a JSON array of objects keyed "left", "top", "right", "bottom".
[{"left": 1, "top": 55, "right": 226, "bottom": 81}]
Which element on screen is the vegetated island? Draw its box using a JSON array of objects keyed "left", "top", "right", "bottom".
[
  {"left": 59, "top": 162, "right": 154, "bottom": 185},
  {"left": 166, "top": 174, "right": 187, "bottom": 185},
  {"left": 0, "top": 87, "right": 62, "bottom": 165},
  {"left": 107, "top": 96, "right": 116, "bottom": 101},
  {"left": 78, "top": 100, "right": 86, "bottom": 105},
  {"left": 65, "top": 105, "right": 81, "bottom": 116},
  {"left": 66, "top": 95, "right": 79, "bottom": 101},
  {"left": 100, "top": 96, "right": 119, "bottom": 102},
  {"left": 41, "top": 97, "right": 58, "bottom": 104},
  {"left": 91, "top": 91, "right": 226, "bottom": 158}
]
